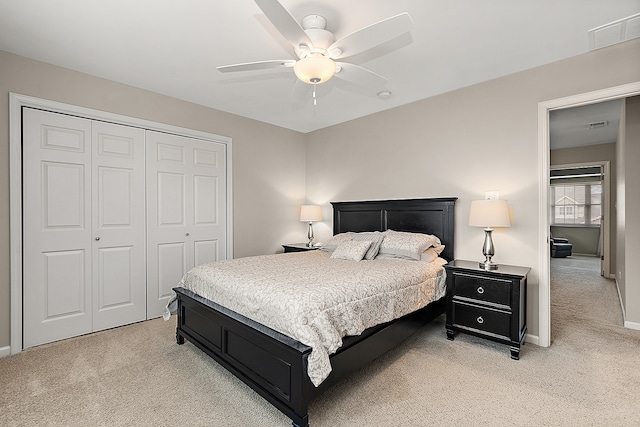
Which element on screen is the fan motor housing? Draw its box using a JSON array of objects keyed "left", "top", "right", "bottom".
[
  {"left": 301, "top": 14, "right": 326, "bottom": 30},
  {"left": 299, "top": 14, "right": 335, "bottom": 54},
  {"left": 304, "top": 28, "right": 335, "bottom": 52}
]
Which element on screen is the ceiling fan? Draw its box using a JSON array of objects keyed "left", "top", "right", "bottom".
[{"left": 217, "top": 0, "right": 414, "bottom": 102}]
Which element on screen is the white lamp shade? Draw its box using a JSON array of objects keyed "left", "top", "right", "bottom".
[
  {"left": 468, "top": 200, "right": 511, "bottom": 228},
  {"left": 300, "top": 205, "right": 323, "bottom": 222},
  {"left": 293, "top": 55, "right": 336, "bottom": 84}
]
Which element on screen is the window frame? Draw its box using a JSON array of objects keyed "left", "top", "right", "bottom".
[{"left": 550, "top": 182, "right": 602, "bottom": 227}]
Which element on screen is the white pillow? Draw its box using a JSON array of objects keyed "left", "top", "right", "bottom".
[
  {"left": 432, "top": 244, "right": 445, "bottom": 255},
  {"left": 351, "top": 231, "right": 385, "bottom": 260},
  {"left": 376, "top": 247, "right": 442, "bottom": 262},
  {"left": 420, "top": 247, "right": 441, "bottom": 263},
  {"left": 330, "top": 240, "right": 372, "bottom": 261},
  {"left": 378, "top": 230, "right": 442, "bottom": 260},
  {"left": 319, "top": 232, "right": 354, "bottom": 252}
]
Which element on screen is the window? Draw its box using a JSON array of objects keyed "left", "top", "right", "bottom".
[{"left": 551, "top": 184, "right": 601, "bottom": 225}]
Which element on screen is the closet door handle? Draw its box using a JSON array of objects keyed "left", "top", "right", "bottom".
[
  {"left": 95, "top": 237, "right": 100, "bottom": 241},
  {"left": 185, "top": 233, "right": 190, "bottom": 237}
]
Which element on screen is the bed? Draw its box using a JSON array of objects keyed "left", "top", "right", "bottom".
[{"left": 172, "top": 197, "right": 457, "bottom": 427}]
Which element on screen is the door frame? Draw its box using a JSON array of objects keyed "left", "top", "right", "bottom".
[
  {"left": 537, "top": 82, "right": 640, "bottom": 347},
  {"left": 9, "top": 93, "right": 234, "bottom": 355}
]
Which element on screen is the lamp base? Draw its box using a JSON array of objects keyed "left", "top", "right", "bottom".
[
  {"left": 479, "top": 261, "right": 498, "bottom": 270},
  {"left": 479, "top": 228, "right": 498, "bottom": 270},
  {"left": 307, "top": 222, "right": 314, "bottom": 247}
]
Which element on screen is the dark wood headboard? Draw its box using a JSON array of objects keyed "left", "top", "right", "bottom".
[{"left": 331, "top": 198, "right": 457, "bottom": 262}]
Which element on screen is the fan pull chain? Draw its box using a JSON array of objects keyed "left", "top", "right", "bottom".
[
  {"left": 313, "top": 82, "right": 317, "bottom": 106},
  {"left": 311, "top": 77, "right": 320, "bottom": 106}
]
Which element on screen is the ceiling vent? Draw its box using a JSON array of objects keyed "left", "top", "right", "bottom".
[
  {"left": 588, "top": 120, "right": 608, "bottom": 129},
  {"left": 589, "top": 13, "right": 640, "bottom": 50}
]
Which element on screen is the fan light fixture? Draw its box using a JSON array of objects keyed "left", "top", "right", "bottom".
[
  {"left": 217, "top": 1, "right": 415, "bottom": 105},
  {"left": 293, "top": 54, "right": 336, "bottom": 84}
]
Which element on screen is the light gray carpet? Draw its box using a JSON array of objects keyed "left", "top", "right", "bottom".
[{"left": 1, "top": 257, "right": 639, "bottom": 426}]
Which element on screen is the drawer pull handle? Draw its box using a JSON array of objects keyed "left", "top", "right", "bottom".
[
  {"left": 477, "top": 286, "right": 485, "bottom": 294},
  {"left": 476, "top": 316, "right": 484, "bottom": 324}
]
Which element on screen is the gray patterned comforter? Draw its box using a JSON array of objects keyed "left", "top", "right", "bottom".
[{"left": 172, "top": 250, "right": 447, "bottom": 386}]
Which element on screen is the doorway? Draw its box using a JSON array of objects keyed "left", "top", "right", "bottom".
[
  {"left": 548, "top": 161, "right": 618, "bottom": 342},
  {"left": 537, "top": 82, "right": 640, "bottom": 348}
]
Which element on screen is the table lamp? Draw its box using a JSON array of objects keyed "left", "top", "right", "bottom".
[
  {"left": 468, "top": 200, "right": 511, "bottom": 270},
  {"left": 300, "top": 205, "right": 323, "bottom": 247}
]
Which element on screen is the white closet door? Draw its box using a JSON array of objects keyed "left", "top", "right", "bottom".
[
  {"left": 91, "top": 121, "right": 146, "bottom": 331},
  {"left": 146, "top": 131, "right": 227, "bottom": 318},
  {"left": 191, "top": 137, "right": 227, "bottom": 266},
  {"left": 23, "top": 109, "right": 93, "bottom": 348}
]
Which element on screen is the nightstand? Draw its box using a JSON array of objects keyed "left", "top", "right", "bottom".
[
  {"left": 282, "top": 243, "right": 319, "bottom": 253},
  {"left": 444, "top": 260, "right": 529, "bottom": 360}
]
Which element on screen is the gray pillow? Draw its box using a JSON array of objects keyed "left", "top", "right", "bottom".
[
  {"left": 330, "top": 240, "right": 372, "bottom": 261},
  {"left": 319, "top": 232, "right": 354, "bottom": 252},
  {"left": 378, "top": 230, "right": 442, "bottom": 260},
  {"left": 351, "top": 231, "right": 385, "bottom": 260}
]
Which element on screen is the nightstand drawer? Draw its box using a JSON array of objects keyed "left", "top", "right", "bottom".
[
  {"left": 453, "top": 302, "right": 510, "bottom": 338},
  {"left": 453, "top": 272, "right": 511, "bottom": 306}
]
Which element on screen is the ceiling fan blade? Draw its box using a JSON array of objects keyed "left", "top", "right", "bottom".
[
  {"left": 217, "top": 60, "right": 295, "bottom": 73},
  {"left": 329, "top": 13, "right": 414, "bottom": 60},
  {"left": 254, "top": 0, "right": 313, "bottom": 49},
  {"left": 291, "top": 79, "right": 313, "bottom": 108},
  {"left": 334, "top": 63, "right": 388, "bottom": 89}
]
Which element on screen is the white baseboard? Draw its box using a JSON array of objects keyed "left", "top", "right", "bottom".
[
  {"left": 0, "top": 346, "right": 10, "bottom": 358},
  {"left": 624, "top": 320, "right": 640, "bottom": 331},
  {"left": 613, "top": 278, "right": 640, "bottom": 330},
  {"left": 525, "top": 333, "right": 540, "bottom": 346},
  {"left": 615, "top": 277, "right": 626, "bottom": 319}
]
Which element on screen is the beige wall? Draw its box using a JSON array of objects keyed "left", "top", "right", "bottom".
[
  {"left": 305, "top": 38, "right": 640, "bottom": 338},
  {"left": 551, "top": 142, "right": 617, "bottom": 269},
  {"left": 0, "top": 50, "right": 307, "bottom": 349},
  {"left": 620, "top": 96, "right": 640, "bottom": 325},
  {"left": 2, "top": 38, "right": 639, "bottom": 350},
  {"left": 550, "top": 226, "right": 601, "bottom": 255}
]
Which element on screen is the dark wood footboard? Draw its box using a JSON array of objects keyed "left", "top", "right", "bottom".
[
  {"left": 175, "top": 286, "right": 446, "bottom": 427},
  {"left": 175, "top": 287, "right": 313, "bottom": 426}
]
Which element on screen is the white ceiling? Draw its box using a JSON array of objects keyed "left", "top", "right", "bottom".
[
  {"left": 1, "top": 0, "right": 639, "bottom": 134},
  {"left": 550, "top": 99, "right": 623, "bottom": 150}
]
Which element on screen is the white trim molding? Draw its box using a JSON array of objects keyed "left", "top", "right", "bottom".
[
  {"left": 538, "top": 82, "right": 640, "bottom": 348},
  {"left": 9, "top": 93, "right": 234, "bottom": 355},
  {"left": 624, "top": 321, "right": 640, "bottom": 331},
  {"left": 0, "top": 346, "right": 10, "bottom": 358},
  {"left": 616, "top": 278, "right": 626, "bottom": 320},
  {"left": 525, "top": 333, "right": 540, "bottom": 346}
]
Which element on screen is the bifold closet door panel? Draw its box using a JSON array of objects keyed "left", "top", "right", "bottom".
[
  {"left": 91, "top": 121, "right": 146, "bottom": 331},
  {"left": 23, "top": 109, "right": 93, "bottom": 348},
  {"left": 23, "top": 109, "right": 147, "bottom": 348},
  {"left": 190, "top": 137, "right": 227, "bottom": 266},
  {"left": 146, "top": 130, "right": 227, "bottom": 319}
]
